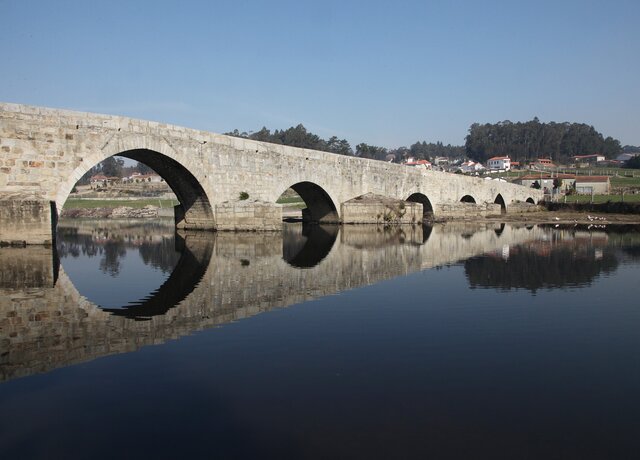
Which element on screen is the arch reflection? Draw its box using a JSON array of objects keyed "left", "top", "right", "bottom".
[
  {"left": 282, "top": 223, "right": 339, "bottom": 268},
  {"left": 102, "top": 233, "right": 213, "bottom": 319}
]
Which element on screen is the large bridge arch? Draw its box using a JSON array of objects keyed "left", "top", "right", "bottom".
[{"left": 58, "top": 146, "right": 215, "bottom": 230}]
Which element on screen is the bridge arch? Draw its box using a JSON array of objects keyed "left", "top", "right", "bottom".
[
  {"left": 282, "top": 182, "right": 339, "bottom": 224},
  {"left": 494, "top": 193, "right": 507, "bottom": 213},
  {"left": 460, "top": 195, "right": 476, "bottom": 203},
  {"left": 406, "top": 193, "right": 434, "bottom": 220},
  {"left": 59, "top": 148, "right": 215, "bottom": 230},
  {"left": 526, "top": 197, "right": 536, "bottom": 204},
  {"left": 282, "top": 223, "right": 339, "bottom": 268}
]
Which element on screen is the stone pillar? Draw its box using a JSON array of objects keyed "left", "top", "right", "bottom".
[
  {"left": 215, "top": 201, "right": 282, "bottom": 231},
  {"left": 174, "top": 197, "right": 216, "bottom": 231},
  {"left": 0, "top": 197, "right": 55, "bottom": 246}
]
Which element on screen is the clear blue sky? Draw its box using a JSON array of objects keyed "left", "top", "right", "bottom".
[{"left": 1, "top": 0, "right": 639, "bottom": 148}]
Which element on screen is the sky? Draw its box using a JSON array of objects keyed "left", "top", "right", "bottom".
[{"left": 1, "top": 0, "right": 639, "bottom": 149}]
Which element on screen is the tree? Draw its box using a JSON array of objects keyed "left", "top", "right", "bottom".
[
  {"left": 101, "top": 156, "right": 124, "bottom": 177},
  {"left": 136, "top": 162, "right": 153, "bottom": 174},
  {"left": 465, "top": 118, "right": 622, "bottom": 164},
  {"left": 326, "top": 136, "right": 353, "bottom": 156},
  {"left": 355, "top": 143, "right": 388, "bottom": 161},
  {"left": 624, "top": 155, "right": 640, "bottom": 169}
]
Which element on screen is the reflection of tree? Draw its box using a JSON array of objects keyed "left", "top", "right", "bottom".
[
  {"left": 99, "top": 241, "right": 126, "bottom": 276},
  {"left": 464, "top": 245, "right": 619, "bottom": 292},
  {"left": 139, "top": 238, "right": 181, "bottom": 273},
  {"left": 56, "top": 222, "right": 179, "bottom": 275},
  {"left": 622, "top": 246, "right": 640, "bottom": 260}
]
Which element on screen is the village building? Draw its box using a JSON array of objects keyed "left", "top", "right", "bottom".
[
  {"left": 89, "top": 174, "right": 119, "bottom": 188},
  {"left": 459, "top": 161, "right": 485, "bottom": 174},
  {"left": 515, "top": 174, "right": 576, "bottom": 195},
  {"left": 574, "top": 176, "right": 610, "bottom": 195},
  {"left": 531, "top": 158, "right": 555, "bottom": 169},
  {"left": 572, "top": 154, "right": 606, "bottom": 166},
  {"left": 404, "top": 158, "right": 432, "bottom": 169},
  {"left": 487, "top": 156, "right": 510, "bottom": 171},
  {"left": 123, "top": 173, "right": 164, "bottom": 184}
]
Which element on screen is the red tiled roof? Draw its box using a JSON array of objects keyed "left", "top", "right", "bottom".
[{"left": 488, "top": 156, "right": 510, "bottom": 161}]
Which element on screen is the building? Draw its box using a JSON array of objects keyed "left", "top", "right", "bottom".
[
  {"left": 515, "top": 174, "right": 576, "bottom": 194},
  {"left": 616, "top": 153, "right": 640, "bottom": 163},
  {"left": 487, "top": 156, "right": 511, "bottom": 171},
  {"left": 531, "top": 158, "right": 556, "bottom": 170},
  {"left": 89, "top": 174, "right": 119, "bottom": 188},
  {"left": 123, "top": 173, "right": 164, "bottom": 183},
  {"left": 404, "top": 159, "right": 432, "bottom": 169},
  {"left": 459, "top": 161, "right": 485, "bottom": 174},
  {"left": 572, "top": 154, "right": 605, "bottom": 166},
  {"left": 574, "top": 176, "right": 610, "bottom": 195}
]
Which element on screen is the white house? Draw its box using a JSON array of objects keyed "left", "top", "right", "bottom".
[
  {"left": 487, "top": 156, "right": 511, "bottom": 171},
  {"left": 404, "top": 158, "right": 432, "bottom": 169},
  {"left": 459, "top": 161, "right": 485, "bottom": 174},
  {"left": 124, "top": 173, "right": 163, "bottom": 183}
]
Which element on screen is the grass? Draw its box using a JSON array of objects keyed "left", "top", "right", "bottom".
[
  {"left": 64, "top": 198, "right": 179, "bottom": 209},
  {"left": 276, "top": 196, "right": 306, "bottom": 205},
  {"left": 561, "top": 194, "right": 640, "bottom": 204},
  {"left": 610, "top": 176, "right": 640, "bottom": 187}
]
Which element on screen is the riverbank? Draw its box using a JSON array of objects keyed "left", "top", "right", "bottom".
[{"left": 482, "top": 210, "right": 640, "bottom": 225}]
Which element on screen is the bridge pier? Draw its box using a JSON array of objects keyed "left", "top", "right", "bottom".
[{"left": 0, "top": 196, "right": 56, "bottom": 246}]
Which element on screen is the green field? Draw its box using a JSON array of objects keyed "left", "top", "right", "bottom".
[
  {"left": 64, "top": 198, "right": 179, "bottom": 209},
  {"left": 561, "top": 194, "right": 640, "bottom": 204}
]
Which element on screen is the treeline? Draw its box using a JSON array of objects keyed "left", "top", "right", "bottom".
[
  {"left": 226, "top": 124, "right": 464, "bottom": 162},
  {"left": 465, "top": 118, "right": 621, "bottom": 164}
]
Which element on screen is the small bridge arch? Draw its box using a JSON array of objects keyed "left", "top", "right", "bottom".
[
  {"left": 406, "top": 193, "right": 434, "bottom": 220},
  {"left": 460, "top": 195, "right": 476, "bottom": 204},
  {"left": 282, "top": 181, "right": 339, "bottom": 223},
  {"left": 494, "top": 193, "right": 507, "bottom": 213}
]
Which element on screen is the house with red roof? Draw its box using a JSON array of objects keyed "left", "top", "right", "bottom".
[{"left": 487, "top": 156, "right": 511, "bottom": 171}]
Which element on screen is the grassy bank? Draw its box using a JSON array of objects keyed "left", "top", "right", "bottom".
[{"left": 560, "top": 194, "right": 640, "bottom": 204}]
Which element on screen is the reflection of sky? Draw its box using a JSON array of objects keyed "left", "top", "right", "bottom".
[{"left": 60, "top": 247, "right": 172, "bottom": 308}]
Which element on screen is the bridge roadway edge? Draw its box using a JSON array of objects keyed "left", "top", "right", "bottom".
[{"left": 0, "top": 103, "right": 544, "bottom": 245}]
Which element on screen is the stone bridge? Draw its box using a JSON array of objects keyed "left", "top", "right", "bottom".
[
  {"left": 0, "top": 103, "right": 543, "bottom": 245},
  {"left": 0, "top": 223, "right": 550, "bottom": 382}
]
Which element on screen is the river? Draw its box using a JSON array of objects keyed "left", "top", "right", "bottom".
[{"left": 1, "top": 219, "right": 639, "bottom": 458}]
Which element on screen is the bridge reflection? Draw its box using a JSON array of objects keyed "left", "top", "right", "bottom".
[{"left": 2, "top": 223, "right": 638, "bottom": 382}]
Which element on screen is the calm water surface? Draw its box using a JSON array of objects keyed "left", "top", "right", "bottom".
[{"left": 1, "top": 219, "right": 640, "bottom": 459}]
